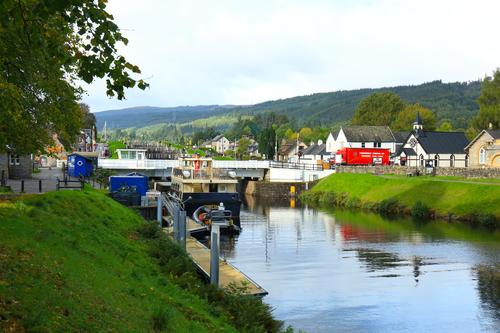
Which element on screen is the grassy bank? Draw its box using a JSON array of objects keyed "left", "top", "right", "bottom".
[
  {"left": 301, "top": 173, "right": 500, "bottom": 227},
  {"left": 0, "top": 190, "right": 284, "bottom": 332}
]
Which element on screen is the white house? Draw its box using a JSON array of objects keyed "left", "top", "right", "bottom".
[
  {"left": 326, "top": 126, "right": 397, "bottom": 154},
  {"left": 277, "top": 140, "right": 308, "bottom": 162},
  {"left": 397, "top": 114, "right": 470, "bottom": 168},
  {"left": 200, "top": 135, "right": 231, "bottom": 154}
]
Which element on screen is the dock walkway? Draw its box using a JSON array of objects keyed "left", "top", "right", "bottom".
[
  {"left": 164, "top": 217, "right": 267, "bottom": 296},
  {"left": 186, "top": 236, "right": 267, "bottom": 296}
]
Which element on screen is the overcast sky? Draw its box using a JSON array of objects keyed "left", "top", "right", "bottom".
[{"left": 83, "top": 0, "right": 500, "bottom": 112}]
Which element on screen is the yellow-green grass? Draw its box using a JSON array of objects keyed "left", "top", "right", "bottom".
[
  {"left": 0, "top": 190, "right": 279, "bottom": 332},
  {"left": 308, "top": 173, "right": 500, "bottom": 219}
]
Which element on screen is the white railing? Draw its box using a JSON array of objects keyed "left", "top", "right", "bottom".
[
  {"left": 98, "top": 159, "right": 179, "bottom": 169},
  {"left": 212, "top": 160, "right": 270, "bottom": 169}
]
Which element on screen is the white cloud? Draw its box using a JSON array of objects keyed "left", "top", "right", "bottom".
[{"left": 83, "top": 0, "right": 500, "bottom": 111}]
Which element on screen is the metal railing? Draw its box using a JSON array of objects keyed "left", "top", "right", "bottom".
[
  {"left": 172, "top": 168, "right": 236, "bottom": 181},
  {"left": 270, "top": 161, "right": 324, "bottom": 171},
  {"left": 98, "top": 159, "right": 179, "bottom": 169}
]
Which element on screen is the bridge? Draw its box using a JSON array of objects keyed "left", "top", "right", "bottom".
[{"left": 98, "top": 159, "right": 334, "bottom": 182}]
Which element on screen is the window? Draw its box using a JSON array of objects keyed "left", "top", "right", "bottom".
[
  {"left": 479, "top": 147, "right": 486, "bottom": 164},
  {"left": 374, "top": 142, "right": 381, "bottom": 148},
  {"left": 434, "top": 155, "right": 439, "bottom": 167},
  {"left": 9, "top": 154, "right": 20, "bottom": 166},
  {"left": 361, "top": 142, "right": 365, "bottom": 148},
  {"left": 450, "top": 154, "right": 455, "bottom": 167},
  {"left": 420, "top": 154, "right": 424, "bottom": 167}
]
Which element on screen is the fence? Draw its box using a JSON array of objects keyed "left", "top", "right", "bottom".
[
  {"left": 56, "top": 177, "right": 84, "bottom": 190},
  {"left": 270, "top": 161, "right": 324, "bottom": 171}
]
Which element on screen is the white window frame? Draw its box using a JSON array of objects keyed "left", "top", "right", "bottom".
[
  {"left": 479, "top": 147, "right": 486, "bottom": 164},
  {"left": 9, "top": 154, "right": 20, "bottom": 166}
]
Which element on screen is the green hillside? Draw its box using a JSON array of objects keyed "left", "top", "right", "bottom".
[
  {"left": 95, "top": 80, "right": 481, "bottom": 133},
  {"left": 0, "top": 190, "right": 281, "bottom": 332}
]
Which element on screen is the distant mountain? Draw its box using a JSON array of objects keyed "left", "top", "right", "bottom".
[
  {"left": 95, "top": 80, "right": 482, "bottom": 131},
  {"left": 95, "top": 105, "right": 235, "bottom": 129}
]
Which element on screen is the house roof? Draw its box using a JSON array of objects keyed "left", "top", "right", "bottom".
[
  {"left": 393, "top": 131, "right": 410, "bottom": 143},
  {"left": 415, "top": 131, "right": 469, "bottom": 154},
  {"left": 396, "top": 147, "right": 417, "bottom": 156},
  {"left": 212, "top": 134, "right": 225, "bottom": 141},
  {"left": 278, "top": 140, "right": 307, "bottom": 155},
  {"left": 341, "top": 126, "right": 395, "bottom": 142},
  {"left": 464, "top": 129, "right": 500, "bottom": 150},
  {"left": 302, "top": 143, "right": 326, "bottom": 156},
  {"left": 328, "top": 129, "right": 340, "bottom": 140},
  {"left": 486, "top": 129, "right": 500, "bottom": 139},
  {"left": 70, "top": 151, "right": 98, "bottom": 159}
]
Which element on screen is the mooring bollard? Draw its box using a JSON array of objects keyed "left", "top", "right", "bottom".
[
  {"left": 21, "top": 180, "right": 25, "bottom": 193},
  {"left": 209, "top": 203, "right": 231, "bottom": 287},
  {"left": 210, "top": 223, "right": 220, "bottom": 287},
  {"left": 38, "top": 180, "right": 42, "bottom": 193},
  {"left": 156, "top": 196, "right": 162, "bottom": 227}
]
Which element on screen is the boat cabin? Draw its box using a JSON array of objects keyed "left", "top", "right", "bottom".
[{"left": 171, "top": 158, "right": 238, "bottom": 194}]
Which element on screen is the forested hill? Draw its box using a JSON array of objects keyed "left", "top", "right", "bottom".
[{"left": 95, "top": 80, "right": 481, "bottom": 131}]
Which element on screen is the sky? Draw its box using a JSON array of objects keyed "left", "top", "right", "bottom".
[{"left": 83, "top": 0, "right": 500, "bottom": 112}]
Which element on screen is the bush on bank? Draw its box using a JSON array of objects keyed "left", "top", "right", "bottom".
[{"left": 301, "top": 173, "right": 500, "bottom": 228}]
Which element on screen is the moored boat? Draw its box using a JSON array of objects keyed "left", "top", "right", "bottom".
[{"left": 170, "top": 157, "right": 241, "bottom": 229}]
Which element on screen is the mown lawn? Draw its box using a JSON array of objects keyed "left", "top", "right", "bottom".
[
  {"left": 311, "top": 173, "right": 500, "bottom": 218},
  {"left": 0, "top": 190, "right": 244, "bottom": 332}
]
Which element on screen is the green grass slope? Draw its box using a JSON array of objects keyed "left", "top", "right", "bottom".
[
  {"left": 304, "top": 173, "right": 500, "bottom": 224},
  {"left": 0, "top": 190, "right": 280, "bottom": 332}
]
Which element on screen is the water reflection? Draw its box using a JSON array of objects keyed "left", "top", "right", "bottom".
[{"left": 217, "top": 195, "right": 500, "bottom": 332}]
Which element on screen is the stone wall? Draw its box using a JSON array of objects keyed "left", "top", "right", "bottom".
[
  {"left": 243, "top": 180, "right": 312, "bottom": 198},
  {"left": 336, "top": 165, "right": 500, "bottom": 178},
  {"left": 9, "top": 155, "right": 33, "bottom": 179}
]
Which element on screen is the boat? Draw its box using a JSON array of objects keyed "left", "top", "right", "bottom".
[{"left": 170, "top": 157, "right": 241, "bottom": 230}]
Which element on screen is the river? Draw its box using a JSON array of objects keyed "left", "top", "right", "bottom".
[{"left": 216, "top": 196, "right": 500, "bottom": 333}]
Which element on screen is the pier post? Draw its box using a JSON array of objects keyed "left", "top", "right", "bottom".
[
  {"left": 178, "top": 210, "right": 186, "bottom": 249},
  {"left": 210, "top": 223, "right": 220, "bottom": 287},
  {"left": 173, "top": 206, "right": 179, "bottom": 242},
  {"left": 156, "top": 196, "right": 162, "bottom": 227}
]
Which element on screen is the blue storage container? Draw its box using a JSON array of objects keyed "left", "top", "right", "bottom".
[
  {"left": 109, "top": 173, "right": 149, "bottom": 196},
  {"left": 67, "top": 153, "right": 96, "bottom": 178}
]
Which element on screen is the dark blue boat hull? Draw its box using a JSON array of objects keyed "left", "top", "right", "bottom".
[{"left": 181, "top": 192, "right": 241, "bottom": 226}]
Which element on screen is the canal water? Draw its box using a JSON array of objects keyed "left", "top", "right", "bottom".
[{"left": 218, "top": 196, "right": 500, "bottom": 333}]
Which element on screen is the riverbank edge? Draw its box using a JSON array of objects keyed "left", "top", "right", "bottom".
[
  {"left": 0, "top": 189, "right": 285, "bottom": 332},
  {"left": 300, "top": 174, "right": 499, "bottom": 228}
]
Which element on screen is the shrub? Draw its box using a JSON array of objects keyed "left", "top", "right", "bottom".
[
  {"left": 378, "top": 198, "right": 400, "bottom": 215},
  {"left": 411, "top": 201, "right": 430, "bottom": 220},
  {"left": 136, "top": 224, "right": 284, "bottom": 332},
  {"left": 471, "top": 212, "right": 498, "bottom": 229}
]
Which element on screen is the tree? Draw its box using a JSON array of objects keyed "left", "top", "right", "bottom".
[
  {"left": 437, "top": 120, "right": 453, "bottom": 132},
  {"left": 470, "top": 69, "right": 500, "bottom": 133},
  {"left": 0, "top": 1, "right": 148, "bottom": 154},
  {"left": 391, "top": 104, "right": 436, "bottom": 131},
  {"left": 352, "top": 92, "right": 406, "bottom": 126},
  {"left": 258, "top": 127, "right": 276, "bottom": 160},
  {"left": 236, "top": 137, "right": 251, "bottom": 159},
  {"left": 298, "top": 127, "right": 313, "bottom": 143}
]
